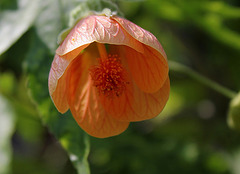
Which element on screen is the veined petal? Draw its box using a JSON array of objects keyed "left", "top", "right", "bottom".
[
  {"left": 130, "top": 77, "right": 170, "bottom": 121},
  {"left": 56, "top": 15, "right": 145, "bottom": 56},
  {"left": 51, "top": 72, "right": 69, "bottom": 113},
  {"left": 101, "top": 77, "right": 170, "bottom": 122},
  {"left": 61, "top": 44, "right": 90, "bottom": 61},
  {"left": 99, "top": 45, "right": 170, "bottom": 122},
  {"left": 66, "top": 46, "right": 129, "bottom": 138},
  {"left": 126, "top": 45, "right": 168, "bottom": 93},
  {"left": 113, "top": 16, "right": 167, "bottom": 60},
  {"left": 48, "top": 43, "right": 99, "bottom": 113},
  {"left": 48, "top": 54, "right": 70, "bottom": 95},
  {"left": 48, "top": 54, "right": 70, "bottom": 113}
]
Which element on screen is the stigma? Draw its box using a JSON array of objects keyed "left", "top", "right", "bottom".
[{"left": 90, "top": 54, "right": 128, "bottom": 97}]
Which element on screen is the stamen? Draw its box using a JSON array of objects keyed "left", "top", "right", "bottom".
[{"left": 89, "top": 54, "right": 129, "bottom": 97}]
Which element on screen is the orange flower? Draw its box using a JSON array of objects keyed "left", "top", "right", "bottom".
[{"left": 48, "top": 14, "right": 170, "bottom": 138}]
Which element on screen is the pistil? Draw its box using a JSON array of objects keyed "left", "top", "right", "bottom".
[
  {"left": 89, "top": 45, "right": 128, "bottom": 97},
  {"left": 96, "top": 43, "right": 108, "bottom": 60}
]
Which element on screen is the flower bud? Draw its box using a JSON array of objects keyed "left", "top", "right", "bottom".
[{"left": 227, "top": 93, "right": 240, "bottom": 130}]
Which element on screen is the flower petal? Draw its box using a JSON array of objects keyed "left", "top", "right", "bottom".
[
  {"left": 99, "top": 45, "right": 169, "bottom": 121},
  {"left": 126, "top": 45, "right": 168, "bottom": 93},
  {"left": 48, "top": 43, "right": 100, "bottom": 113},
  {"left": 48, "top": 54, "right": 70, "bottom": 113},
  {"left": 61, "top": 44, "right": 90, "bottom": 61},
  {"left": 113, "top": 16, "right": 167, "bottom": 60},
  {"left": 101, "top": 77, "right": 170, "bottom": 122},
  {"left": 56, "top": 15, "right": 145, "bottom": 56},
  {"left": 66, "top": 47, "right": 129, "bottom": 138}
]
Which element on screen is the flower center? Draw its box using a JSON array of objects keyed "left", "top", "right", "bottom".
[{"left": 90, "top": 54, "right": 128, "bottom": 97}]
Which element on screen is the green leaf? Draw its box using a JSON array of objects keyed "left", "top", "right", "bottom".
[
  {"left": 0, "top": 72, "right": 15, "bottom": 95},
  {"left": 147, "top": 0, "right": 240, "bottom": 50},
  {"left": 0, "top": 0, "right": 17, "bottom": 10},
  {"left": 34, "top": 0, "right": 63, "bottom": 54},
  {"left": 0, "top": 0, "right": 41, "bottom": 56},
  {"left": 0, "top": 94, "right": 15, "bottom": 174},
  {"left": 34, "top": 0, "right": 91, "bottom": 52},
  {"left": 24, "top": 30, "right": 90, "bottom": 174}
]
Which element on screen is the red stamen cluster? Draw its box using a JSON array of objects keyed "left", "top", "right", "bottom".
[{"left": 90, "top": 54, "right": 128, "bottom": 97}]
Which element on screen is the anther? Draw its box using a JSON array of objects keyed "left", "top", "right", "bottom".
[{"left": 89, "top": 54, "right": 128, "bottom": 97}]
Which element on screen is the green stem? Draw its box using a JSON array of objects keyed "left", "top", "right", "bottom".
[
  {"left": 169, "top": 60, "right": 237, "bottom": 99},
  {"left": 74, "top": 133, "right": 91, "bottom": 174}
]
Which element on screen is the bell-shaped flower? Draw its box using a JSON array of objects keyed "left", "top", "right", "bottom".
[{"left": 48, "top": 13, "right": 170, "bottom": 138}]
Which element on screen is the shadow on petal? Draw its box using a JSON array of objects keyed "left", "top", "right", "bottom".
[{"left": 67, "top": 49, "right": 129, "bottom": 138}]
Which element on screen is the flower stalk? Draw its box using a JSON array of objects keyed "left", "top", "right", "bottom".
[{"left": 169, "top": 60, "right": 237, "bottom": 99}]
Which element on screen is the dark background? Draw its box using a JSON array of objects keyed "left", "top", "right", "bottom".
[{"left": 0, "top": 0, "right": 240, "bottom": 173}]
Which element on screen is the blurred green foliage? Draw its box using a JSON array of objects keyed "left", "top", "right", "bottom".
[
  {"left": 0, "top": 0, "right": 240, "bottom": 174},
  {"left": 0, "top": 94, "right": 15, "bottom": 174}
]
